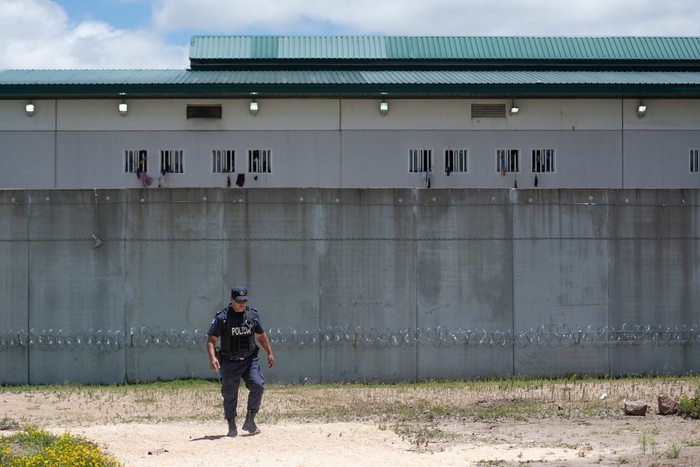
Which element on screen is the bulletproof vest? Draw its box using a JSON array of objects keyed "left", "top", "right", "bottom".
[{"left": 219, "top": 307, "right": 257, "bottom": 358}]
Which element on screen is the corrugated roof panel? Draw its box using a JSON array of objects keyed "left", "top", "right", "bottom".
[
  {"left": 355, "top": 70, "right": 700, "bottom": 85},
  {"left": 658, "top": 38, "right": 676, "bottom": 58},
  {"left": 277, "top": 36, "right": 388, "bottom": 59},
  {"left": 623, "top": 37, "right": 642, "bottom": 59},
  {"left": 2, "top": 69, "right": 700, "bottom": 86},
  {"left": 500, "top": 38, "right": 517, "bottom": 58},
  {"left": 249, "top": 36, "right": 276, "bottom": 59},
  {"left": 2, "top": 69, "right": 700, "bottom": 99},
  {"left": 188, "top": 35, "right": 700, "bottom": 61},
  {"left": 656, "top": 37, "right": 678, "bottom": 58}
]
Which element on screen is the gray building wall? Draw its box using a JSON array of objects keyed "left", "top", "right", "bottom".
[
  {"left": 1, "top": 188, "right": 698, "bottom": 385},
  {"left": 2, "top": 98, "right": 699, "bottom": 190}
]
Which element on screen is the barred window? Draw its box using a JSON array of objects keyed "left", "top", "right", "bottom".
[
  {"left": 124, "top": 149, "right": 148, "bottom": 174},
  {"left": 496, "top": 149, "right": 520, "bottom": 174},
  {"left": 160, "top": 149, "right": 184, "bottom": 174},
  {"left": 444, "top": 148, "right": 468, "bottom": 174},
  {"left": 212, "top": 149, "right": 235, "bottom": 173},
  {"left": 248, "top": 149, "right": 271, "bottom": 173},
  {"left": 409, "top": 148, "right": 432, "bottom": 173},
  {"left": 691, "top": 149, "right": 700, "bottom": 173},
  {"left": 532, "top": 149, "right": 555, "bottom": 173}
]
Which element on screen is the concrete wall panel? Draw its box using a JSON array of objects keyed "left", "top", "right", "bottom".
[
  {"left": 0, "top": 192, "right": 30, "bottom": 384},
  {"left": 0, "top": 188, "right": 698, "bottom": 384},
  {"left": 123, "top": 189, "right": 224, "bottom": 382},
  {"left": 414, "top": 189, "right": 514, "bottom": 378},
  {"left": 26, "top": 190, "right": 127, "bottom": 383},
  {"left": 512, "top": 191, "right": 611, "bottom": 376}
]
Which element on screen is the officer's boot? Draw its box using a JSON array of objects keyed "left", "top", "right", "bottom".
[
  {"left": 242, "top": 410, "right": 260, "bottom": 434},
  {"left": 226, "top": 417, "right": 237, "bottom": 437}
]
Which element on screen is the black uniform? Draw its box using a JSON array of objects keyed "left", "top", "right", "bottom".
[{"left": 208, "top": 304, "right": 265, "bottom": 420}]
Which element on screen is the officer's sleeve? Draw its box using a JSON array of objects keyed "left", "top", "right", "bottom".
[
  {"left": 207, "top": 314, "right": 222, "bottom": 337},
  {"left": 250, "top": 309, "right": 265, "bottom": 334}
]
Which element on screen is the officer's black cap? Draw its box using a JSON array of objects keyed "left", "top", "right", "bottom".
[{"left": 231, "top": 286, "right": 248, "bottom": 302}]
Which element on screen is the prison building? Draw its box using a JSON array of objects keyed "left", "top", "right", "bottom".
[{"left": 1, "top": 35, "right": 700, "bottom": 190}]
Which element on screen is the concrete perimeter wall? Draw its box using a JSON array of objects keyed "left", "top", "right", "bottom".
[{"left": 1, "top": 188, "right": 699, "bottom": 385}]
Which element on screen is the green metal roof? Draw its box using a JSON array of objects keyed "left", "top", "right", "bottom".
[
  {"left": 189, "top": 35, "right": 700, "bottom": 63},
  {"left": 2, "top": 36, "right": 700, "bottom": 99},
  {"left": 2, "top": 69, "right": 700, "bottom": 98}
]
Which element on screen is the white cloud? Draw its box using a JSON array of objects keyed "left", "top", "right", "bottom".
[
  {"left": 151, "top": 0, "right": 700, "bottom": 36},
  {"left": 1, "top": 0, "right": 699, "bottom": 69},
  {"left": 0, "top": 0, "right": 66, "bottom": 40},
  {"left": 0, "top": 0, "right": 187, "bottom": 69}
]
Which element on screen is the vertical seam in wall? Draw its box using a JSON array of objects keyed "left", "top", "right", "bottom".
[
  {"left": 511, "top": 199, "right": 516, "bottom": 378},
  {"left": 123, "top": 194, "right": 129, "bottom": 383},
  {"left": 317, "top": 197, "right": 322, "bottom": 383},
  {"left": 415, "top": 197, "right": 419, "bottom": 383},
  {"left": 606, "top": 197, "right": 611, "bottom": 376},
  {"left": 26, "top": 194, "right": 31, "bottom": 384}
]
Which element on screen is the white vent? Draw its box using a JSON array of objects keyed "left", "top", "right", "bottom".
[{"left": 471, "top": 104, "right": 506, "bottom": 118}]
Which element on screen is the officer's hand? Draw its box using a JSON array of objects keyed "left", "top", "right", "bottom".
[
  {"left": 267, "top": 354, "right": 275, "bottom": 369},
  {"left": 210, "top": 358, "right": 220, "bottom": 372}
]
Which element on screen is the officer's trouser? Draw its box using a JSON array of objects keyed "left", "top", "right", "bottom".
[{"left": 219, "top": 355, "right": 264, "bottom": 420}]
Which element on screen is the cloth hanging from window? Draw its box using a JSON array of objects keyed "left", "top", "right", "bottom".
[
  {"left": 138, "top": 171, "right": 151, "bottom": 188},
  {"left": 421, "top": 171, "right": 431, "bottom": 188},
  {"left": 235, "top": 173, "right": 245, "bottom": 187}
]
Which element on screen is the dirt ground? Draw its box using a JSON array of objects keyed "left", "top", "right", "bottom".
[{"left": 2, "top": 379, "right": 699, "bottom": 466}]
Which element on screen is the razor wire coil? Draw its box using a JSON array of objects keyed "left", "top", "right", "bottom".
[{"left": 0, "top": 323, "right": 698, "bottom": 352}]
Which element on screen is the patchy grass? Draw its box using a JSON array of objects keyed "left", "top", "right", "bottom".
[
  {"left": 2, "top": 375, "right": 700, "bottom": 454},
  {"left": 3, "top": 376, "right": 700, "bottom": 426}
]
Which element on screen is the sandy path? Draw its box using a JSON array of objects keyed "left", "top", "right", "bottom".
[{"left": 61, "top": 421, "right": 589, "bottom": 467}]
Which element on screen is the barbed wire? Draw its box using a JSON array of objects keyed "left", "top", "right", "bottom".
[
  {"left": 2, "top": 235, "right": 700, "bottom": 243},
  {"left": 0, "top": 323, "right": 698, "bottom": 352}
]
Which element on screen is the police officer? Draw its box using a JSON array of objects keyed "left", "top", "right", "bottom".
[{"left": 207, "top": 285, "right": 275, "bottom": 437}]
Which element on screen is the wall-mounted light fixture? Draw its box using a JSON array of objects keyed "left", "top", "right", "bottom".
[
  {"left": 249, "top": 100, "right": 259, "bottom": 116},
  {"left": 510, "top": 100, "right": 520, "bottom": 115},
  {"left": 249, "top": 92, "right": 259, "bottom": 116},
  {"left": 379, "top": 99, "right": 389, "bottom": 116},
  {"left": 637, "top": 100, "right": 647, "bottom": 118},
  {"left": 25, "top": 100, "right": 35, "bottom": 116},
  {"left": 118, "top": 100, "right": 128, "bottom": 116}
]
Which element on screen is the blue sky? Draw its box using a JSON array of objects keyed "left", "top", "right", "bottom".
[
  {"left": 56, "top": 0, "right": 189, "bottom": 46},
  {"left": 1, "top": 0, "right": 700, "bottom": 69},
  {"left": 59, "top": 0, "right": 150, "bottom": 31}
]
